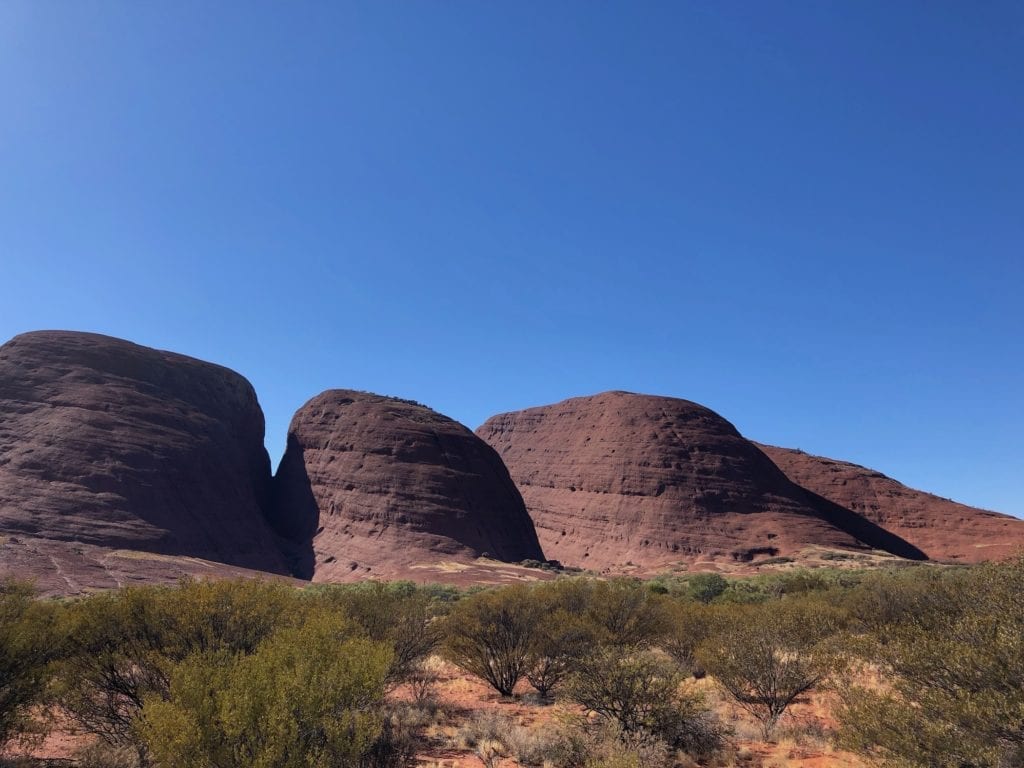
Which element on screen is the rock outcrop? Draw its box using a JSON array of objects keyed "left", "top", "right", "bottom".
[
  {"left": 271, "top": 390, "right": 545, "bottom": 581},
  {"left": 756, "top": 444, "right": 1024, "bottom": 563},
  {"left": 0, "top": 331, "right": 288, "bottom": 575},
  {"left": 477, "top": 391, "right": 924, "bottom": 571}
]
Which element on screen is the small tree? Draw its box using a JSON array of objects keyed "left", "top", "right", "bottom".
[
  {"left": 0, "top": 579, "right": 55, "bottom": 748},
  {"left": 140, "top": 612, "right": 391, "bottom": 768},
  {"left": 566, "top": 647, "right": 720, "bottom": 756},
  {"left": 661, "top": 600, "right": 717, "bottom": 678},
  {"left": 685, "top": 573, "right": 728, "bottom": 604},
  {"left": 698, "top": 600, "right": 837, "bottom": 738},
  {"left": 583, "top": 580, "right": 671, "bottom": 649},
  {"left": 525, "top": 608, "right": 592, "bottom": 699},
  {"left": 443, "top": 585, "right": 540, "bottom": 697}
]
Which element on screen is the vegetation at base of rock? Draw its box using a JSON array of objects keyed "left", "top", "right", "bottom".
[
  {"left": 565, "top": 646, "right": 724, "bottom": 756},
  {"left": 837, "top": 559, "right": 1024, "bottom": 767},
  {"left": 1, "top": 560, "right": 1023, "bottom": 767},
  {"left": 50, "top": 578, "right": 304, "bottom": 746},
  {"left": 0, "top": 579, "right": 57, "bottom": 749},
  {"left": 696, "top": 598, "right": 842, "bottom": 738},
  {"left": 139, "top": 613, "right": 391, "bottom": 768}
]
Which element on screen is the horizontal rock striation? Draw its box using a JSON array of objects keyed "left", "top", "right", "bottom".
[
  {"left": 757, "top": 444, "right": 1024, "bottom": 563},
  {"left": 477, "top": 391, "right": 923, "bottom": 571},
  {"left": 0, "top": 331, "right": 288, "bottom": 574},
  {"left": 271, "top": 390, "right": 545, "bottom": 581}
]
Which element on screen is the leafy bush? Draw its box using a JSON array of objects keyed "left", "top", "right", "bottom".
[
  {"left": 697, "top": 598, "right": 839, "bottom": 738},
  {"left": 566, "top": 647, "right": 722, "bottom": 757},
  {"left": 684, "top": 573, "right": 728, "bottom": 604},
  {"left": 0, "top": 579, "right": 56, "bottom": 748},
  {"left": 443, "top": 585, "right": 540, "bottom": 696},
  {"left": 581, "top": 580, "right": 672, "bottom": 648},
  {"left": 838, "top": 559, "right": 1024, "bottom": 767},
  {"left": 660, "top": 600, "right": 719, "bottom": 678},
  {"left": 311, "top": 581, "right": 442, "bottom": 685},
  {"left": 524, "top": 582, "right": 598, "bottom": 698},
  {"left": 51, "top": 578, "right": 305, "bottom": 746},
  {"left": 139, "top": 612, "right": 392, "bottom": 768}
]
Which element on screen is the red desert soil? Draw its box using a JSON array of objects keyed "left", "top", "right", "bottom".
[
  {"left": 0, "top": 331, "right": 289, "bottom": 584},
  {"left": 757, "top": 444, "right": 1024, "bottom": 563},
  {"left": 270, "top": 390, "right": 545, "bottom": 582},
  {"left": 477, "top": 391, "right": 923, "bottom": 573}
]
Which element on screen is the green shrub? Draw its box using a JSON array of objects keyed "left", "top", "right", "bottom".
[
  {"left": 443, "top": 584, "right": 539, "bottom": 696},
  {"left": 0, "top": 579, "right": 56, "bottom": 748},
  {"left": 579, "top": 579, "right": 671, "bottom": 649},
  {"left": 566, "top": 647, "right": 721, "bottom": 757},
  {"left": 311, "top": 582, "right": 442, "bottom": 685},
  {"left": 685, "top": 573, "right": 728, "bottom": 604},
  {"left": 660, "top": 600, "right": 718, "bottom": 678},
  {"left": 52, "top": 578, "right": 305, "bottom": 746},
  {"left": 525, "top": 582, "right": 599, "bottom": 698},
  {"left": 838, "top": 559, "right": 1024, "bottom": 767},
  {"left": 140, "top": 612, "right": 391, "bottom": 768},
  {"left": 697, "top": 598, "right": 839, "bottom": 738}
]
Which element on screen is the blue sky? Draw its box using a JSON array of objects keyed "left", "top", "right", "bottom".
[{"left": 1, "top": 2, "right": 1021, "bottom": 516}]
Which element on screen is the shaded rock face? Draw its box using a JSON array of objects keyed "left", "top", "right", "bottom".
[
  {"left": 271, "top": 390, "right": 545, "bottom": 581},
  {"left": 0, "top": 331, "right": 288, "bottom": 574},
  {"left": 477, "top": 391, "right": 924, "bottom": 571},
  {"left": 757, "top": 444, "right": 1024, "bottom": 563}
]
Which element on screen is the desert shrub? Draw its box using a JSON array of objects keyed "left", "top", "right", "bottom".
[
  {"left": 524, "top": 582, "right": 598, "bottom": 698},
  {"left": 838, "top": 559, "right": 1024, "bottom": 767},
  {"left": 684, "top": 573, "right": 728, "bottom": 604},
  {"left": 582, "top": 579, "right": 672, "bottom": 648},
  {"left": 443, "top": 584, "right": 540, "bottom": 696},
  {"left": 546, "top": 719, "right": 675, "bottom": 768},
  {"left": 838, "top": 564, "right": 966, "bottom": 634},
  {"left": 139, "top": 612, "right": 391, "bottom": 768},
  {"left": 73, "top": 743, "right": 144, "bottom": 768},
  {"left": 404, "top": 658, "right": 440, "bottom": 703},
  {"left": 503, "top": 723, "right": 563, "bottom": 766},
  {"left": 0, "top": 580, "right": 56, "bottom": 748},
  {"left": 312, "top": 582, "right": 442, "bottom": 684},
  {"left": 359, "top": 704, "right": 420, "bottom": 768},
  {"left": 660, "top": 600, "right": 720, "bottom": 678},
  {"left": 51, "top": 578, "right": 305, "bottom": 747},
  {"left": 456, "top": 711, "right": 561, "bottom": 767},
  {"left": 566, "top": 647, "right": 722, "bottom": 757},
  {"left": 697, "top": 598, "right": 839, "bottom": 738}
]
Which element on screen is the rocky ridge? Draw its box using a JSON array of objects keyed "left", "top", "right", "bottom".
[
  {"left": 757, "top": 444, "right": 1024, "bottom": 563},
  {"left": 0, "top": 331, "right": 288, "bottom": 577},
  {"left": 476, "top": 391, "right": 926, "bottom": 571},
  {"left": 271, "top": 389, "right": 545, "bottom": 581}
]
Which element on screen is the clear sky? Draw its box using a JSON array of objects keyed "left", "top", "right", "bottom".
[{"left": 1, "top": 2, "right": 1021, "bottom": 516}]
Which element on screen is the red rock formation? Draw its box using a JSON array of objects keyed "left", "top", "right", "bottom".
[
  {"left": 756, "top": 444, "right": 1024, "bottom": 563},
  {"left": 477, "top": 391, "right": 923, "bottom": 571},
  {"left": 271, "top": 390, "right": 545, "bottom": 581},
  {"left": 0, "top": 331, "right": 288, "bottom": 576}
]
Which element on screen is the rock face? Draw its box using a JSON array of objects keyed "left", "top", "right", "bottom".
[
  {"left": 756, "top": 444, "right": 1024, "bottom": 563},
  {"left": 477, "top": 391, "right": 924, "bottom": 571},
  {"left": 271, "top": 390, "right": 545, "bottom": 581},
  {"left": 0, "top": 331, "right": 288, "bottom": 574}
]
